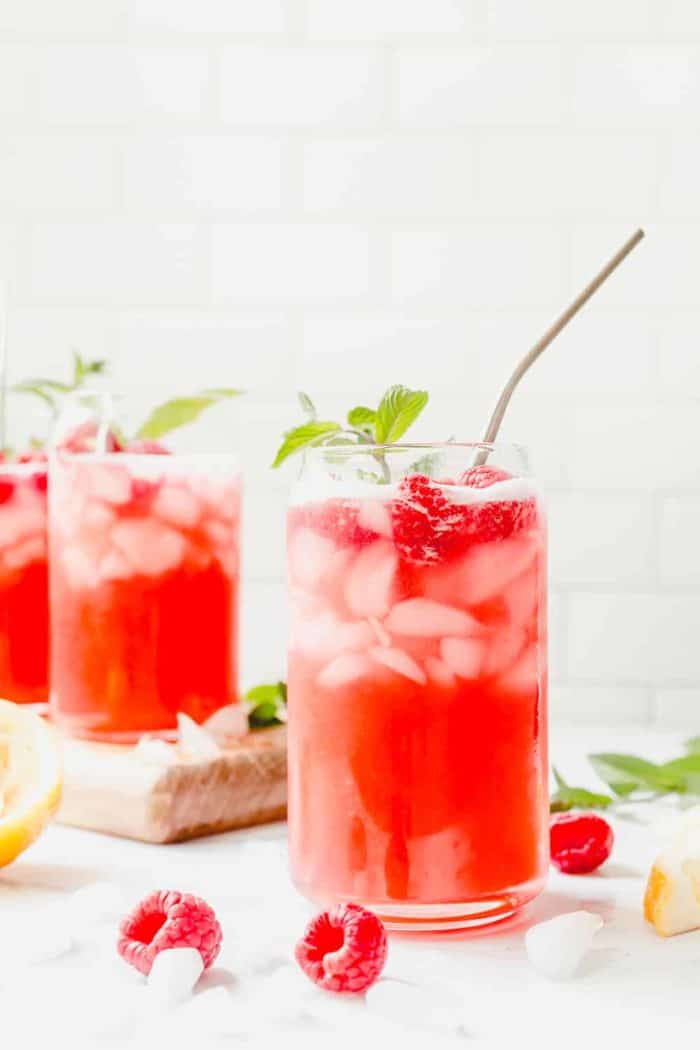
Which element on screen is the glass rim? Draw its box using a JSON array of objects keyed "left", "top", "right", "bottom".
[
  {"left": 49, "top": 450, "right": 240, "bottom": 467},
  {"left": 304, "top": 440, "right": 528, "bottom": 457}
]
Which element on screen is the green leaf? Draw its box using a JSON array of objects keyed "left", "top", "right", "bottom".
[
  {"left": 243, "top": 680, "right": 287, "bottom": 730},
  {"left": 298, "top": 392, "right": 317, "bottom": 420},
  {"left": 11, "top": 382, "right": 57, "bottom": 408},
  {"left": 408, "top": 451, "right": 441, "bottom": 477},
  {"left": 374, "top": 385, "right": 428, "bottom": 444},
  {"left": 72, "top": 352, "right": 107, "bottom": 387},
  {"left": 347, "top": 406, "right": 377, "bottom": 434},
  {"left": 589, "top": 753, "right": 683, "bottom": 797},
  {"left": 135, "top": 390, "right": 240, "bottom": 440},
  {"left": 550, "top": 767, "right": 613, "bottom": 813},
  {"left": 685, "top": 736, "right": 700, "bottom": 754},
  {"left": 271, "top": 421, "right": 341, "bottom": 468}
]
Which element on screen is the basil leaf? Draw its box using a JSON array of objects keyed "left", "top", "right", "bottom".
[
  {"left": 271, "top": 421, "right": 341, "bottom": 467},
  {"left": 136, "top": 390, "right": 241, "bottom": 440},
  {"left": 374, "top": 385, "right": 428, "bottom": 444}
]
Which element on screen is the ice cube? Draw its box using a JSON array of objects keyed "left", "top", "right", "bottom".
[
  {"left": 344, "top": 541, "right": 397, "bottom": 619},
  {"left": 99, "top": 549, "right": 132, "bottom": 582},
  {"left": 482, "top": 626, "right": 526, "bottom": 676},
  {"left": 440, "top": 637, "right": 483, "bottom": 679},
  {"left": 424, "top": 657, "right": 457, "bottom": 688},
  {"left": 504, "top": 567, "right": 539, "bottom": 627},
  {"left": 203, "top": 703, "right": 249, "bottom": 741},
  {"left": 0, "top": 507, "right": 38, "bottom": 548},
  {"left": 289, "top": 527, "right": 340, "bottom": 590},
  {"left": 3, "top": 534, "right": 46, "bottom": 571},
  {"left": 365, "top": 978, "right": 467, "bottom": 1033},
  {"left": 153, "top": 483, "right": 201, "bottom": 529},
  {"left": 370, "top": 646, "right": 427, "bottom": 685},
  {"left": 89, "top": 464, "right": 132, "bottom": 506},
  {"left": 147, "top": 947, "right": 204, "bottom": 1006},
  {"left": 84, "top": 501, "right": 116, "bottom": 531},
  {"left": 177, "top": 713, "right": 221, "bottom": 760},
  {"left": 134, "top": 736, "right": 179, "bottom": 766},
  {"left": 525, "top": 911, "right": 603, "bottom": 981},
  {"left": 292, "top": 611, "right": 375, "bottom": 662},
  {"left": 368, "top": 615, "right": 391, "bottom": 647},
  {"left": 60, "top": 544, "right": 99, "bottom": 590},
  {"left": 357, "top": 499, "right": 393, "bottom": 538},
  {"left": 68, "top": 881, "right": 128, "bottom": 928},
  {"left": 317, "top": 652, "right": 373, "bottom": 689},
  {"left": 112, "top": 518, "right": 186, "bottom": 576},
  {"left": 499, "top": 645, "right": 538, "bottom": 695},
  {"left": 458, "top": 535, "right": 537, "bottom": 606},
  {"left": 205, "top": 518, "right": 231, "bottom": 548},
  {"left": 384, "top": 598, "right": 479, "bottom": 638}
]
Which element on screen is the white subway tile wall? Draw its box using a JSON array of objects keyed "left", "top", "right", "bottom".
[{"left": 1, "top": 0, "right": 699, "bottom": 726}]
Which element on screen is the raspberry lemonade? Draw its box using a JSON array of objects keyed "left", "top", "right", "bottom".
[
  {"left": 287, "top": 444, "right": 548, "bottom": 931},
  {"left": 0, "top": 460, "right": 49, "bottom": 705},
  {"left": 49, "top": 453, "right": 240, "bottom": 741}
]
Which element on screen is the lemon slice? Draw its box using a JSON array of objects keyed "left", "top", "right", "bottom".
[
  {"left": 0, "top": 699, "right": 62, "bottom": 868},
  {"left": 644, "top": 805, "right": 700, "bottom": 936}
]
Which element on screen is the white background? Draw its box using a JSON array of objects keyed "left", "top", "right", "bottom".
[{"left": 0, "top": 0, "right": 699, "bottom": 728}]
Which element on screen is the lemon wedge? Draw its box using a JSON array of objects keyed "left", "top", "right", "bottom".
[
  {"left": 644, "top": 805, "right": 700, "bottom": 936},
  {"left": 0, "top": 699, "right": 62, "bottom": 868}
]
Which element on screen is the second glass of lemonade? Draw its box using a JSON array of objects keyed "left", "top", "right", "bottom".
[
  {"left": 287, "top": 443, "right": 548, "bottom": 931},
  {"left": 49, "top": 447, "right": 241, "bottom": 742}
]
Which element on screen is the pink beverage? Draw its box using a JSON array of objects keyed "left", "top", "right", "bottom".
[
  {"left": 287, "top": 445, "right": 548, "bottom": 931},
  {"left": 0, "top": 462, "right": 49, "bottom": 705},
  {"left": 49, "top": 453, "right": 240, "bottom": 741}
]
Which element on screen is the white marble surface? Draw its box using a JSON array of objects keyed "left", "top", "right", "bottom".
[{"left": 1, "top": 726, "right": 698, "bottom": 1048}]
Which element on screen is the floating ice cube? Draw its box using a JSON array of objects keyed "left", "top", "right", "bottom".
[
  {"left": 458, "top": 535, "right": 537, "bottom": 606},
  {"left": 424, "top": 657, "right": 457, "bottom": 688},
  {"left": 385, "top": 598, "right": 479, "bottom": 638},
  {"left": 344, "top": 541, "right": 397, "bottom": 619},
  {"left": 499, "top": 645, "right": 538, "bottom": 695},
  {"left": 0, "top": 506, "right": 39, "bottom": 548},
  {"left": 292, "top": 611, "right": 375, "bottom": 662},
  {"left": 365, "top": 978, "right": 467, "bottom": 1033},
  {"left": 289, "top": 528, "right": 339, "bottom": 590},
  {"left": 525, "top": 911, "right": 603, "bottom": 981},
  {"left": 177, "top": 713, "right": 221, "bottom": 760},
  {"left": 99, "top": 549, "right": 132, "bottom": 582},
  {"left": 153, "top": 483, "right": 201, "bottom": 529},
  {"left": 440, "top": 637, "right": 483, "bottom": 679},
  {"left": 84, "top": 501, "right": 116, "bottom": 531},
  {"left": 68, "top": 881, "right": 128, "bottom": 928},
  {"left": 59, "top": 544, "right": 99, "bottom": 590},
  {"left": 203, "top": 703, "right": 249, "bottom": 741},
  {"left": 205, "top": 518, "right": 231, "bottom": 548},
  {"left": 89, "top": 464, "right": 132, "bottom": 506},
  {"left": 503, "top": 568, "right": 538, "bottom": 627},
  {"left": 368, "top": 615, "right": 391, "bottom": 647},
  {"left": 370, "top": 646, "right": 426, "bottom": 684},
  {"left": 317, "top": 652, "right": 373, "bottom": 690},
  {"left": 147, "top": 948, "right": 204, "bottom": 1006},
  {"left": 134, "top": 736, "right": 179, "bottom": 766},
  {"left": 482, "top": 626, "right": 525, "bottom": 676},
  {"left": 3, "top": 535, "right": 46, "bottom": 571},
  {"left": 112, "top": 519, "right": 186, "bottom": 576},
  {"left": 357, "top": 499, "right": 393, "bottom": 538}
]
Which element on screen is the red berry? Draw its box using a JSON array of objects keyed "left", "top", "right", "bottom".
[
  {"left": 0, "top": 474, "right": 16, "bottom": 504},
  {"left": 32, "top": 470, "right": 48, "bottom": 494},
  {"left": 295, "top": 903, "right": 387, "bottom": 994},
  {"left": 127, "top": 440, "right": 171, "bottom": 455},
  {"left": 550, "top": 813, "right": 614, "bottom": 875},
  {"left": 17, "top": 449, "right": 48, "bottom": 464},
  {"left": 460, "top": 465, "right": 512, "bottom": 489},
  {"left": 60, "top": 421, "right": 123, "bottom": 453},
  {"left": 117, "top": 890, "right": 222, "bottom": 976},
  {"left": 391, "top": 474, "right": 467, "bottom": 565},
  {"left": 288, "top": 500, "right": 378, "bottom": 549}
]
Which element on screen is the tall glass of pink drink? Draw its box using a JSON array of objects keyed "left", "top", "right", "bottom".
[
  {"left": 287, "top": 443, "right": 547, "bottom": 931},
  {"left": 0, "top": 460, "right": 49, "bottom": 705},
  {"left": 49, "top": 451, "right": 240, "bottom": 741}
]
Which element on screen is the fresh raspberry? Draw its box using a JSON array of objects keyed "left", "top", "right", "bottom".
[
  {"left": 32, "top": 470, "right": 48, "bottom": 494},
  {"left": 550, "top": 813, "right": 614, "bottom": 875},
  {"left": 60, "top": 421, "right": 123, "bottom": 454},
  {"left": 295, "top": 902, "right": 387, "bottom": 994},
  {"left": 460, "top": 465, "right": 512, "bottom": 488},
  {"left": 117, "top": 890, "right": 222, "bottom": 976},
  {"left": 127, "top": 440, "right": 171, "bottom": 455},
  {"left": 288, "top": 500, "right": 378, "bottom": 549},
  {"left": 0, "top": 474, "right": 16, "bottom": 504},
  {"left": 391, "top": 474, "right": 467, "bottom": 565},
  {"left": 17, "top": 449, "right": 48, "bottom": 464}
]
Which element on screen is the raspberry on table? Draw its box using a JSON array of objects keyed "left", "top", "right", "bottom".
[
  {"left": 117, "top": 890, "right": 222, "bottom": 976},
  {"left": 550, "top": 813, "right": 614, "bottom": 875},
  {"left": 295, "top": 902, "right": 388, "bottom": 994}
]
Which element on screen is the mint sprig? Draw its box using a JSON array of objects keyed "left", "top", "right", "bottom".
[
  {"left": 135, "top": 388, "right": 243, "bottom": 441},
  {"left": 272, "top": 384, "right": 429, "bottom": 468},
  {"left": 245, "top": 681, "right": 287, "bottom": 729},
  {"left": 12, "top": 351, "right": 107, "bottom": 413},
  {"left": 551, "top": 737, "right": 700, "bottom": 813}
]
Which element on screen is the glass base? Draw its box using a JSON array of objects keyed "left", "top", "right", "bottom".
[{"left": 297, "top": 877, "right": 545, "bottom": 933}]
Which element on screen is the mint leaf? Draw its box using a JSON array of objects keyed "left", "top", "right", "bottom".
[
  {"left": 589, "top": 753, "right": 683, "bottom": 797},
  {"left": 347, "top": 406, "right": 377, "bottom": 435},
  {"left": 11, "top": 382, "right": 58, "bottom": 408},
  {"left": 298, "top": 392, "right": 317, "bottom": 420},
  {"left": 408, "top": 451, "right": 441, "bottom": 477},
  {"left": 244, "top": 680, "right": 287, "bottom": 729},
  {"left": 375, "top": 385, "right": 428, "bottom": 444},
  {"left": 686, "top": 736, "right": 700, "bottom": 755},
  {"left": 550, "top": 768, "right": 613, "bottom": 813},
  {"left": 73, "top": 351, "right": 106, "bottom": 386},
  {"left": 136, "top": 390, "right": 241, "bottom": 440},
  {"left": 272, "top": 421, "right": 341, "bottom": 468}
]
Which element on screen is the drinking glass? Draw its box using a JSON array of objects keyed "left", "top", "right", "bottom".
[
  {"left": 286, "top": 443, "right": 548, "bottom": 931},
  {"left": 48, "top": 396, "right": 241, "bottom": 741}
]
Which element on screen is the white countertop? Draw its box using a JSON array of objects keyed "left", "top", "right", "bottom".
[{"left": 1, "top": 726, "right": 698, "bottom": 1048}]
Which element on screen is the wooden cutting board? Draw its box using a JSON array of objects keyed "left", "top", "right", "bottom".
[{"left": 56, "top": 726, "right": 287, "bottom": 844}]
